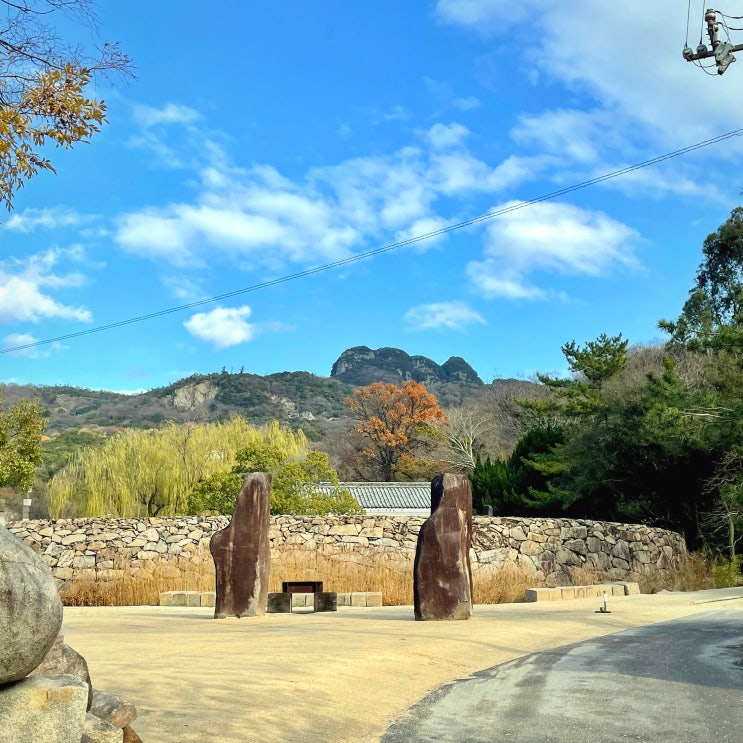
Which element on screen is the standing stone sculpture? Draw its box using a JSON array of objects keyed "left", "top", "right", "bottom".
[
  {"left": 210, "top": 472, "right": 272, "bottom": 618},
  {"left": 413, "top": 473, "right": 473, "bottom": 621},
  {"left": 0, "top": 524, "right": 63, "bottom": 683}
]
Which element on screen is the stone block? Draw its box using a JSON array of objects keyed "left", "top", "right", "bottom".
[
  {"left": 0, "top": 674, "right": 88, "bottom": 743},
  {"left": 211, "top": 473, "right": 271, "bottom": 619},
  {"left": 90, "top": 688, "right": 137, "bottom": 728},
  {"left": 32, "top": 634, "right": 93, "bottom": 710},
  {"left": 122, "top": 726, "right": 144, "bottom": 743},
  {"left": 520, "top": 540, "right": 542, "bottom": 556},
  {"left": 524, "top": 588, "right": 558, "bottom": 602},
  {"left": 82, "top": 713, "right": 124, "bottom": 742},
  {"left": 352, "top": 592, "right": 372, "bottom": 606},
  {"left": 560, "top": 587, "right": 577, "bottom": 600},
  {"left": 336, "top": 592, "right": 351, "bottom": 606},
  {"left": 200, "top": 591, "right": 216, "bottom": 607},
  {"left": 365, "top": 592, "right": 383, "bottom": 607},
  {"left": 291, "top": 593, "right": 311, "bottom": 608},
  {"left": 414, "top": 473, "right": 473, "bottom": 621},
  {"left": 159, "top": 591, "right": 186, "bottom": 606},
  {"left": 314, "top": 592, "right": 338, "bottom": 612},
  {"left": 610, "top": 584, "right": 626, "bottom": 596},
  {"left": 61, "top": 533, "right": 87, "bottom": 545},
  {"left": 266, "top": 593, "right": 292, "bottom": 613},
  {"left": 621, "top": 581, "right": 641, "bottom": 595}
]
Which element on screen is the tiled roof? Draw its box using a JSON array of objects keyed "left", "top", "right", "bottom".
[{"left": 316, "top": 482, "right": 430, "bottom": 511}]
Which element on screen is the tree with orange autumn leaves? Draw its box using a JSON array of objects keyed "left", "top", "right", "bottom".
[{"left": 344, "top": 380, "right": 447, "bottom": 481}]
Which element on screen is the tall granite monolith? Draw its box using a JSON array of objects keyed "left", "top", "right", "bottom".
[
  {"left": 413, "top": 473, "right": 473, "bottom": 621},
  {"left": 0, "top": 523, "right": 63, "bottom": 683},
  {"left": 210, "top": 472, "right": 271, "bottom": 618}
]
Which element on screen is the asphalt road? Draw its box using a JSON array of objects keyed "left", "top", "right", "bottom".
[{"left": 382, "top": 609, "right": 743, "bottom": 743}]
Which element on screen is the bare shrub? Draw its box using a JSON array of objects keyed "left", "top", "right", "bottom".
[
  {"left": 637, "top": 553, "right": 715, "bottom": 593},
  {"left": 566, "top": 564, "right": 605, "bottom": 586}
]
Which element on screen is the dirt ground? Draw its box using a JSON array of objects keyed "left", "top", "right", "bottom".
[{"left": 61, "top": 588, "right": 743, "bottom": 743}]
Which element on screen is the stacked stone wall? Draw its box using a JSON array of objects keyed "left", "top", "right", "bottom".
[{"left": 7, "top": 515, "right": 686, "bottom": 588}]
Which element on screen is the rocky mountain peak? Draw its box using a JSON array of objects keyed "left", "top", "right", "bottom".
[{"left": 330, "top": 346, "right": 482, "bottom": 386}]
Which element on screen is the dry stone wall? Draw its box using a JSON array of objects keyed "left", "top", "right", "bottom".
[{"left": 6, "top": 515, "right": 686, "bottom": 588}]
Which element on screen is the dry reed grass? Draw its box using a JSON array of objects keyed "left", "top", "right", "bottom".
[
  {"left": 636, "top": 552, "right": 715, "bottom": 594},
  {"left": 60, "top": 546, "right": 540, "bottom": 607},
  {"left": 60, "top": 555, "right": 216, "bottom": 607},
  {"left": 59, "top": 547, "right": 720, "bottom": 608},
  {"left": 472, "top": 562, "right": 538, "bottom": 604},
  {"left": 565, "top": 564, "right": 605, "bottom": 586}
]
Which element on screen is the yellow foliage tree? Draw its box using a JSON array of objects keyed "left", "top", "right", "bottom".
[{"left": 0, "top": 1, "right": 132, "bottom": 209}]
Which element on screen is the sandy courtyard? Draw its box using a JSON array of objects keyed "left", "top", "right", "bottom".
[{"left": 61, "top": 588, "right": 743, "bottom": 742}]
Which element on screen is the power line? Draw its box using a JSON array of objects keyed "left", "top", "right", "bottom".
[{"left": 3, "top": 127, "right": 743, "bottom": 356}]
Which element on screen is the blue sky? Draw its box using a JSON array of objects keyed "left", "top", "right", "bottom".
[{"left": 2, "top": 1, "right": 743, "bottom": 392}]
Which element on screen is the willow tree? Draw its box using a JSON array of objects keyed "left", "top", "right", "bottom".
[{"left": 47, "top": 418, "right": 306, "bottom": 517}]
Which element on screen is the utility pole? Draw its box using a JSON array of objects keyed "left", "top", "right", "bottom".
[{"left": 683, "top": 8, "right": 743, "bottom": 75}]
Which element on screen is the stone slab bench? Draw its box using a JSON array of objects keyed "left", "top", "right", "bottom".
[
  {"left": 524, "top": 582, "right": 640, "bottom": 602},
  {"left": 267, "top": 591, "right": 337, "bottom": 613},
  {"left": 159, "top": 590, "right": 384, "bottom": 609},
  {"left": 160, "top": 590, "right": 216, "bottom": 607},
  {"left": 337, "top": 591, "right": 383, "bottom": 607}
]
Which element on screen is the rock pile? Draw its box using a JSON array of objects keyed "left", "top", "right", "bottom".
[{"left": 0, "top": 524, "right": 143, "bottom": 742}]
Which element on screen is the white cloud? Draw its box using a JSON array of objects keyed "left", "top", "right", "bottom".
[
  {"left": 382, "top": 105, "right": 410, "bottom": 121},
  {"left": 3, "top": 207, "right": 90, "bottom": 233},
  {"left": 2, "top": 333, "right": 65, "bottom": 358},
  {"left": 467, "top": 271, "right": 546, "bottom": 301},
  {"left": 116, "top": 210, "right": 193, "bottom": 264},
  {"left": 511, "top": 109, "right": 617, "bottom": 164},
  {"left": 133, "top": 102, "right": 200, "bottom": 128},
  {"left": 116, "top": 126, "right": 538, "bottom": 270},
  {"left": 162, "top": 275, "right": 204, "bottom": 301},
  {"left": 453, "top": 96, "right": 481, "bottom": 111},
  {"left": 127, "top": 131, "right": 186, "bottom": 169},
  {"left": 437, "top": 1, "right": 743, "bottom": 149},
  {"left": 467, "top": 200, "right": 638, "bottom": 299},
  {"left": 427, "top": 122, "right": 471, "bottom": 149},
  {"left": 405, "top": 301, "right": 486, "bottom": 330},
  {"left": 395, "top": 215, "right": 455, "bottom": 247},
  {"left": 0, "top": 249, "right": 92, "bottom": 324},
  {"left": 184, "top": 306, "right": 256, "bottom": 348},
  {"left": 436, "top": 0, "right": 524, "bottom": 32}
]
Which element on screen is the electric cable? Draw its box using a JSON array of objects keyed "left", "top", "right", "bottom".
[
  {"left": 686, "top": 0, "right": 692, "bottom": 46},
  {"left": 2, "top": 127, "right": 743, "bottom": 356}
]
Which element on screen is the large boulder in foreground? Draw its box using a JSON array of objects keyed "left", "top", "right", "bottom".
[
  {"left": 0, "top": 673, "right": 89, "bottom": 742},
  {"left": 210, "top": 472, "right": 271, "bottom": 618},
  {"left": 413, "top": 473, "right": 474, "bottom": 621},
  {"left": 0, "top": 524, "right": 63, "bottom": 683},
  {"left": 32, "top": 633, "right": 93, "bottom": 710}
]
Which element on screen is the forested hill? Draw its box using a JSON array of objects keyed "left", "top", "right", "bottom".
[{"left": 1, "top": 347, "right": 495, "bottom": 439}]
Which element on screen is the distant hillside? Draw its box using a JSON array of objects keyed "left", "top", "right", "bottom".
[
  {"left": 0, "top": 372, "right": 354, "bottom": 440},
  {"left": 1, "top": 347, "right": 521, "bottom": 442},
  {"left": 330, "top": 346, "right": 483, "bottom": 386}
]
